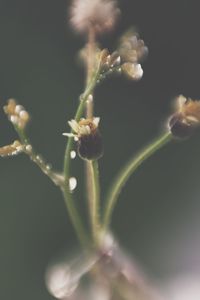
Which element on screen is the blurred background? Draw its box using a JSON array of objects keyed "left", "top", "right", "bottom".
[{"left": 1, "top": 0, "right": 200, "bottom": 299}]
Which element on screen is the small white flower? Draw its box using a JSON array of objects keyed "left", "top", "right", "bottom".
[
  {"left": 63, "top": 117, "right": 103, "bottom": 160},
  {"left": 70, "top": 0, "right": 120, "bottom": 35},
  {"left": 63, "top": 117, "right": 100, "bottom": 139}
]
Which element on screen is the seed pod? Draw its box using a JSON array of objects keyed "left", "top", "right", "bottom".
[
  {"left": 169, "top": 95, "right": 200, "bottom": 138},
  {"left": 78, "top": 128, "right": 103, "bottom": 160},
  {"left": 169, "top": 113, "right": 195, "bottom": 138}
]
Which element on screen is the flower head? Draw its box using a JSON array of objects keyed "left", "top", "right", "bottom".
[
  {"left": 118, "top": 29, "right": 148, "bottom": 80},
  {"left": 70, "top": 0, "right": 120, "bottom": 35},
  {"left": 169, "top": 95, "right": 200, "bottom": 138},
  {"left": 63, "top": 117, "right": 103, "bottom": 160},
  {"left": 4, "top": 99, "right": 30, "bottom": 130}
]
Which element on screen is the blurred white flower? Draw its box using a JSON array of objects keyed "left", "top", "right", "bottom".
[
  {"left": 164, "top": 274, "right": 200, "bottom": 300},
  {"left": 70, "top": 0, "right": 120, "bottom": 35}
]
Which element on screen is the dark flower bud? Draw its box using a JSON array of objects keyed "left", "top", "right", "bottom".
[
  {"left": 169, "top": 113, "right": 195, "bottom": 138},
  {"left": 169, "top": 95, "right": 200, "bottom": 138},
  {"left": 78, "top": 128, "right": 103, "bottom": 160}
]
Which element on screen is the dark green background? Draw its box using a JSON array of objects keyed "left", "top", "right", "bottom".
[{"left": 1, "top": 0, "right": 200, "bottom": 299}]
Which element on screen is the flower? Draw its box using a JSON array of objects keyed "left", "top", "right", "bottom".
[
  {"left": 169, "top": 95, "right": 200, "bottom": 138},
  {"left": 4, "top": 99, "right": 30, "bottom": 130},
  {"left": 118, "top": 29, "right": 148, "bottom": 80},
  {"left": 63, "top": 117, "right": 103, "bottom": 160},
  {"left": 0, "top": 140, "right": 23, "bottom": 157},
  {"left": 70, "top": 0, "right": 120, "bottom": 35}
]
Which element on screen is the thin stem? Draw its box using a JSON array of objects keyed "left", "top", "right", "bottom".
[
  {"left": 103, "top": 131, "right": 172, "bottom": 230},
  {"left": 87, "top": 27, "right": 96, "bottom": 85},
  {"left": 63, "top": 61, "right": 102, "bottom": 248},
  {"left": 88, "top": 160, "right": 101, "bottom": 245},
  {"left": 15, "top": 127, "right": 63, "bottom": 187},
  {"left": 84, "top": 28, "right": 102, "bottom": 246},
  {"left": 62, "top": 189, "right": 90, "bottom": 248},
  {"left": 16, "top": 128, "right": 90, "bottom": 247}
]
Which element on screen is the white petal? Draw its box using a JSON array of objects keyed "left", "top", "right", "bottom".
[
  {"left": 63, "top": 133, "right": 76, "bottom": 138},
  {"left": 68, "top": 120, "right": 79, "bottom": 133},
  {"left": 93, "top": 117, "right": 100, "bottom": 127}
]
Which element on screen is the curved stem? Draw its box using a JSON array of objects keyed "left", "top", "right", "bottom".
[
  {"left": 88, "top": 160, "right": 101, "bottom": 245},
  {"left": 103, "top": 131, "right": 172, "bottom": 230}
]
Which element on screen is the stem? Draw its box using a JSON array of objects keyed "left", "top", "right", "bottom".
[
  {"left": 62, "top": 189, "right": 90, "bottom": 248},
  {"left": 16, "top": 127, "right": 63, "bottom": 187},
  {"left": 87, "top": 27, "right": 96, "bottom": 85},
  {"left": 84, "top": 28, "right": 102, "bottom": 246},
  {"left": 103, "top": 131, "right": 172, "bottom": 230},
  {"left": 88, "top": 160, "right": 101, "bottom": 245},
  {"left": 63, "top": 60, "right": 102, "bottom": 247}
]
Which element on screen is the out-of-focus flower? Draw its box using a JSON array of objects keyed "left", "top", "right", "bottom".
[
  {"left": 163, "top": 274, "right": 200, "bottom": 300},
  {"left": 4, "top": 99, "right": 30, "bottom": 130},
  {"left": 121, "top": 62, "right": 143, "bottom": 80},
  {"left": 0, "top": 140, "right": 23, "bottom": 157},
  {"left": 63, "top": 117, "right": 103, "bottom": 160},
  {"left": 169, "top": 95, "right": 200, "bottom": 138},
  {"left": 46, "top": 233, "right": 162, "bottom": 300},
  {"left": 118, "top": 29, "right": 148, "bottom": 80},
  {"left": 70, "top": 0, "right": 120, "bottom": 35}
]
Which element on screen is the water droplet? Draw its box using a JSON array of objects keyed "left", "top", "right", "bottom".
[
  {"left": 74, "top": 136, "right": 79, "bottom": 142},
  {"left": 25, "top": 145, "right": 32, "bottom": 153},
  {"left": 69, "top": 177, "right": 77, "bottom": 191},
  {"left": 70, "top": 151, "right": 76, "bottom": 159},
  {"left": 36, "top": 155, "right": 43, "bottom": 163},
  {"left": 46, "top": 164, "right": 52, "bottom": 171}
]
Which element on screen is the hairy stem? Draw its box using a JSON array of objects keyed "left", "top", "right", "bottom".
[{"left": 103, "top": 131, "right": 172, "bottom": 230}]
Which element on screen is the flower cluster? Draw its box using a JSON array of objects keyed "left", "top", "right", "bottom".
[
  {"left": 118, "top": 30, "right": 148, "bottom": 80},
  {"left": 70, "top": 0, "right": 120, "bottom": 35},
  {"left": 97, "top": 30, "right": 148, "bottom": 82},
  {"left": 4, "top": 99, "right": 30, "bottom": 130}
]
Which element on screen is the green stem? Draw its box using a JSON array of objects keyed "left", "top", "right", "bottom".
[
  {"left": 103, "top": 131, "right": 172, "bottom": 230},
  {"left": 88, "top": 160, "right": 101, "bottom": 245},
  {"left": 62, "top": 189, "right": 90, "bottom": 248},
  {"left": 63, "top": 66, "right": 101, "bottom": 248},
  {"left": 15, "top": 127, "right": 63, "bottom": 187},
  {"left": 15, "top": 126, "right": 89, "bottom": 247}
]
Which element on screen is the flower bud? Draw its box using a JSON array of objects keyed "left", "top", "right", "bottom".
[
  {"left": 0, "top": 140, "right": 23, "bottom": 157},
  {"left": 169, "top": 95, "right": 200, "bottom": 138},
  {"left": 4, "top": 99, "right": 30, "bottom": 130},
  {"left": 121, "top": 62, "right": 143, "bottom": 80}
]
